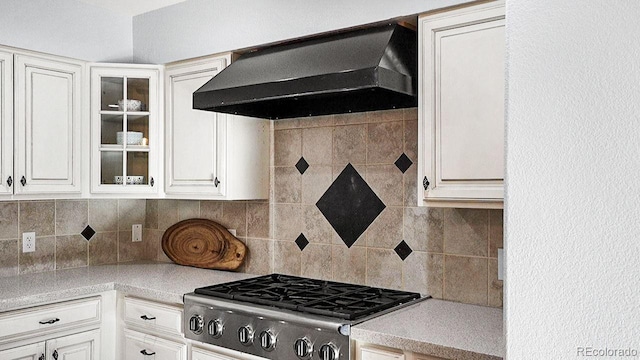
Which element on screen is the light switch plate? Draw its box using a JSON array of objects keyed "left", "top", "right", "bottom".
[
  {"left": 132, "top": 224, "right": 142, "bottom": 242},
  {"left": 22, "top": 232, "right": 36, "bottom": 253},
  {"left": 498, "top": 248, "right": 504, "bottom": 281}
]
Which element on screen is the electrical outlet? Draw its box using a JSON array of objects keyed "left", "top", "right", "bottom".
[
  {"left": 227, "top": 229, "right": 237, "bottom": 236},
  {"left": 132, "top": 224, "right": 142, "bottom": 242},
  {"left": 22, "top": 232, "right": 36, "bottom": 253}
]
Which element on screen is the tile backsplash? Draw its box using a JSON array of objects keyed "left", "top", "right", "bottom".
[{"left": 0, "top": 108, "right": 503, "bottom": 308}]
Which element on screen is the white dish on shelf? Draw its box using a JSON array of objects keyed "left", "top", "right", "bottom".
[
  {"left": 116, "top": 131, "right": 143, "bottom": 145},
  {"left": 118, "top": 99, "right": 143, "bottom": 111},
  {"left": 114, "top": 176, "right": 145, "bottom": 185}
]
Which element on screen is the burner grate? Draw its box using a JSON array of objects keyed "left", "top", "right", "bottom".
[{"left": 194, "top": 274, "right": 420, "bottom": 320}]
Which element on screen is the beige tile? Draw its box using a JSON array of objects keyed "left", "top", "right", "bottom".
[
  {"left": 488, "top": 259, "right": 503, "bottom": 308},
  {"left": 19, "top": 201, "right": 55, "bottom": 236},
  {"left": 403, "top": 107, "right": 418, "bottom": 121},
  {"left": 404, "top": 207, "right": 444, "bottom": 252},
  {"left": 273, "top": 118, "right": 300, "bottom": 130},
  {"left": 274, "top": 129, "right": 302, "bottom": 166},
  {"left": 404, "top": 119, "right": 418, "bottom": 162},
  {"left": 158, "top": 200, "right": 180, "bottom": 231},
  {"left": 489, "top": 210, "right": 503, "bottom": 258},
  {"left": 178, "top": 200, "right": 200, "bottom": 220},
  {"left": 366, "top": 164, "right": 403, "bottom": 207},
  {"left": 118, "top": 199, "right": 146, "bottom": 231},
  {"left": 145, "top": 200, "right": 158, "bottom": 229},
  {"left": 274, "top": 167, "right": 301, "bottom": 203},
  {"left": 301, "top": 243, "right": 332, "bottom": 280},
  {"left": 367, "top": 121, "right": 403, "bottom": 164},
  {"left": 89, "top": 232, "right": 117, "bottom": 266},
  {"left": 303, "top": 205, "right": 333, "bottom": 244},
  {"left": 403, "top": 164, "right": 418, "bottom": 207},
  {"left": 273, "top": 241, "right": 301, "bottom": 276},
  {"left": 444, "top": 209, "right": 489, "bottom": 257},
  {"left": 332, "top": 245, "right": 366, "bottom": 284},
  {"left": 56, "top": 200, "right": 88, "bottom": 236},
  {"left": 221, "top": 202, "right": 247, "bottom": 237},
  {"left": 444, "top": 255, "right": 488, "bottom": 306},
  {"left": 301, "top": 165, "right": 332, "bottom": 204},
  {"left": 427, "top": 253, "right": 444, "bottom": 299},
  {"left": 89, "top": 199, "right": 118, "bottom": 232},
  {"left": 369, "top": 109, "right": 404, "bottom": 123},
  {"left": 367, "top": 248, "right": 402, "bottom": 290},
  {"left": 299, "top": 114, "right": 334, "bottom": 128},
  {"left": 334, "top": 112, "right": 369, "bottom": 126},
  {"left": 366, "top": 207, "right": 403, "bottom": 249},
  {"left": 56, "top": 235, "right": 88, "bottom": 270},
  {"left": 244, "top": 238, "right": 273, "bottom": 275},
  {"left": 333, "top": 124, "right": 367, "bottom": 165},
  {"left": 247, "top": 202, "right": 270, "bottom": 239},
  {"left": 0, "top": 239, "right": 18, "bottom": 277},
  {"left": 332, "top": 163, "right": 366, "bottom": 181},
  {"left": 0, "top": 202, "right": 18, "bottom": 240},
  {"left": 403, "top": 251, "right": 428, "bottom": 294},
  {"left": 19, "top": 236, "right": 55, "bottom": 274},
  {"left": 200, "top": 200, "right": 223, "bottom": 223},
  {"left": 118, "top": 231, "right": 154, "bottom": 262},
  {"left": 302, "top": 127, "right": 333, "bottom": 165},
  {"left": 273, "top": 204, "right": 302, "bottom": 241},
  {"left": 144, "top": 229, "right": 163, "bottom": 262}
]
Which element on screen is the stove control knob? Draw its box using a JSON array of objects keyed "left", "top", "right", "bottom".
[
  {"left": 319, "top": 343, "right": 339, "bottom": 360},
  {"left": 294, "top": 337, "right": 313, "bottom": 358},
  {"left": 259, "top": 330, "right": 277, "bottom": 351},
  {"left": 188, "top": 315, "right": 204, "bottom": 335},
  {"left": 238, "top": 326, "right": 254, "bottom": 345},
  {"left": 208, "top": 319, "right": 223, "bottom": 338}
]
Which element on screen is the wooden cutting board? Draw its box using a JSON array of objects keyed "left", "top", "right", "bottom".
[{"left": 161, "top": 218, "right": 246, "bottom": 270}]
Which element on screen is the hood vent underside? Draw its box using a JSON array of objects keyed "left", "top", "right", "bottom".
[{"left": 193, "top": 23, "right": 417, "bottom": 120}]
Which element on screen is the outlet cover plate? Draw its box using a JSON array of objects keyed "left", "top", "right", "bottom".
[
  {"left": 132, "top": 224, "right": 142, "bottom": 242},
  {"left": 22, "top": 232, "right": 36, "bottom": 253}
]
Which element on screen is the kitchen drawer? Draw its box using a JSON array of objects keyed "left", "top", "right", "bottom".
[
  {"left": 124, "top": 297, "right": 183, "bottom": 336},
  {"left": 124, "top": 329, "right": 186, "bottom": 360},
  {"left": 359, "top": 344, "right": 405, "bottom": 360},
  {"left": 0, "top": 296, "right": 101, "bottom": 343}
]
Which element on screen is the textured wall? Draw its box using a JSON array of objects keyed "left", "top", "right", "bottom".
[
  {"left": 506, "top": 0, "right": 640, "bottom": 357},
  {"left": 132, "top": 0, "right": 475, "bottom": 64}
]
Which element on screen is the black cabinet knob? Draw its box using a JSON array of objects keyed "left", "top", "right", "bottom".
[
  {"left": 20, "top": 176, "right": 26, "bottom": 186},
  {"left": 423, "top": 176, "right": 430, "bottom": 190},
  {"left": 6, "top": 176, "right": 12, "bottom": 187}
]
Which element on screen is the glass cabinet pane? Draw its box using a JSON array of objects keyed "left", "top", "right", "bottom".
[
  {"left": 101, "top": 114, "right": 123, "bottom": 145},
  {"left": 127, "top": 152, "right": 149, "bottom": 185},
  {"left": 101, "top": 152, "right": 123, "bottom": 184},
  {"left": 128, "top": 115, "right": 149, "bottom": 145},
  {"left": 127, "top": 78, "right": 149, "bottom": 111},
  {"left": 101, "top": 77, "right": 123, "bottom": 111}
]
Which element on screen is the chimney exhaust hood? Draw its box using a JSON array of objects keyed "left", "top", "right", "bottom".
[{"left": 193, "top": 23, "right": 417, "bottom": 120}]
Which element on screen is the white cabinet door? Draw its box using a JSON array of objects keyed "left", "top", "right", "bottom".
[
  {"left": 46, "top": 330, "right": 100, "bottom": 360},
  {"left": 359, "top": 345, "right": 405, "bottom": 360},
  {"left": 14, "top": 54, "right": 82, "bottom": 195},
  {"left": 0, "top": 50, "right": 12, "bottom": 196},
  {"left": 419, "top": 2, "right": 505, "bottom": 208},
  {"left": 0, "top": 342, "right": 45, "bottom": 360},
  {"left": 165, "top": 56, "right": 228, "bottom": 196},
  {"left": 123, "top": 329, "right": 186, "bottom": 360}
]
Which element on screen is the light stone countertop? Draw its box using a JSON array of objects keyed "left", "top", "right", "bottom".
[
  {"left": 351, "top": 299, "right": 504, "bottom": 360},
  {"left": 0, "top": 264, "right": 503, "bottom": 359}
]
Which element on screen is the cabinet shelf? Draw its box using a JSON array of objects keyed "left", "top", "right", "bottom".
[
  {"left": 100, "top": 111, "right": 150, "bottom": 121},
  {"left": 99, "top": 145, "right": 150, "bottom": 152}
]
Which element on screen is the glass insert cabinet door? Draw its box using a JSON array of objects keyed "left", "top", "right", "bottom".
[{"left": 90, "top": 66, "right": 160, "bottom": 194}]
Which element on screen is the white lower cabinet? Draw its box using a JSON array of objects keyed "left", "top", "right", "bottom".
[
  {"left": 0, "top": 330, "right": 100, "bottom": 360},
  {"left": 357, "top": 343, "right": 448, "bottom": 360},
  {"left": 123, "top": 329, "right": 186, "bottom": 360},
  {"left": 191, "top": 347, "right": 237, "bottom": 360}
]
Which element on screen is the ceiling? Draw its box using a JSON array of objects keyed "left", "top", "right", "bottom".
[{"left": 75, "top": 0, "right": 188, "bottom": 16}]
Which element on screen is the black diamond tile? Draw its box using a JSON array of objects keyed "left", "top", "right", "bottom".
[
  {"left": 81, "top": 225, "right": 96, "bottom": 241},
  {"left": 295, "top": 234, "right": 309, "bottom": 251},
  {"left": 295, "top": 157, "right": 309, "bottom": 174},
  {"left": 394, "top": 240, "right": 413, "bottom": 261},
  {"left": 316, "top": 163, "right": 386, "bottom": 248},
  {"left": 394, "top": 153, "right": 413, "bottom": 173}
]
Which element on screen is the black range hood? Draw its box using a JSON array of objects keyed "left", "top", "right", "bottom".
[{"left": 193, "top": 23, "right": 417, "bottom": 120}]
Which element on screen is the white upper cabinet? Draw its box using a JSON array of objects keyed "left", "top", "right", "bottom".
[
  {"left": 418, "top": 1, "right": 505, "bottom": 208},
  {"left": 90, "top": 65, "right": 161, "bottom": 196},
  {"left": 0, "top": 50, "right": 12, "bottom": 196},
  {"left": 12, "top": 53, "right": 83, "bottom": 196},
  {"left": 165, "top": 55, "right": 269, "bottom": 200}
]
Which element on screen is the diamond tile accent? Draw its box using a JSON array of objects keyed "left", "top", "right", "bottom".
[
  {"left": 295, "top": 233, "right": 309, "bottom": 251},
  {"left": 295, "top": 157, "right": 310, "bottom": 175},
  {"left": 316, "top": 163, "right": 386, "bottom": 248},
  {"left": 81, "top": 225, "right": 96, "bottom": 241},
  {"left": 394, "top": 240, "right": 413, "bottom": 261},
  {"left": 394, "top": 153, "right": 413, "bottom": 173}
]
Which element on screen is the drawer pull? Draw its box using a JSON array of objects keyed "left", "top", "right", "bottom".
[
  {"left": 140, "top": 349, "right": 156, "bottom": 356},
  {"left": 140, "top": 315, "right": 156, "bottom": 321},
  {"left": 39, "top": 318, "right": 60, "bottom": 325}
]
